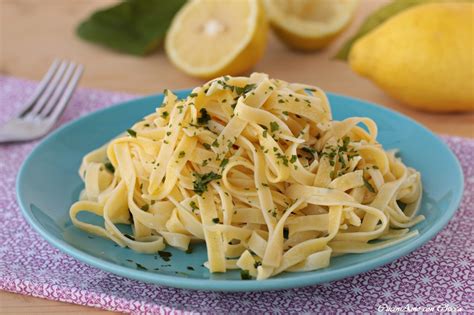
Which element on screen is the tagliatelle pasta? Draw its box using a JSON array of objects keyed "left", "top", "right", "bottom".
[{"left": 70, "top": 73, "right": 423, "bottom": 280}]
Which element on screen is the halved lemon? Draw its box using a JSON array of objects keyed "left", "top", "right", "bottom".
[
  {"left": 165, "top": 0, "right": 268, "bottom": 79},
  {"left": 265, "top": 0, "right": 359, "bottom": 51}
]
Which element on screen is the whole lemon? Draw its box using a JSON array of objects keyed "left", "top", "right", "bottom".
[{"left": 349, "top": 2, "right": 474, "bottom": 112}]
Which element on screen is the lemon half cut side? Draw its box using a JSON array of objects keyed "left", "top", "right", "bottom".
[
  {"left": 165, "top": 0, "right": 268, "bottom": 79},
  {"left": 265, "top": 0, "right": 359, "bottom": 51}
]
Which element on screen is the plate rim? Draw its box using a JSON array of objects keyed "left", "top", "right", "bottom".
[{"left": 16, "top": 90, "right": 465, "bottom": 292}]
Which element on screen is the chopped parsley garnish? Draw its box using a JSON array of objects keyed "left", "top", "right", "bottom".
[
  {"left": 211, "top": 139, "right": 219, "bottom": 147},
  {"left": 127, "top": 129, "right": 137, "bottom": 137},
  {"left": 193, "top": 172, "right": 222, "bottom": 195},
  {"left": 218, "top": 81, "right": 256, "bottom": 96},
  {"left": 262, "top": 129, "right": 268, "bottom": 138},
  {"left": 302, "top": 146, "right": 316, "bottom": 158},
  {"left": 241, "top": 269, "right": 252, "bottom": 280},
  {"left": 235, "top": 83, "right": 256, "bottom": 95},
  {"left": 104, "top": 162, "right": 115, "bottom": 173},
  {"left": 158, "top": 251, "right": 172, "bottom": 262},
  {"left": 178, "top": 151, "right": 185, "bottom": 158},
  {"left": 220, "top": 158, "right": 229, "bottom": 169},
  {"left": 270, "top": 121, "right": 279, "bottom": 132},
  {"left": 321, "top": 149, "right": 336, "bottom": 160},
  {"left": 189, "top": 201, "right": 198, "bottom": 211},
  {"left": 135, "top": 262, "right": 147, "bottom": 270},
  {"left": 275, "top": 152, "right": 289, "bottom": 166},
  {"left": 218, "top": 81, "right": 236, "bottom": 92},
  {"left": 166, "top": 131, "right": 171, "bottom": 136},
  {"left": 189, "top": 92, "right": 198, "bottom": 98},
  {"left": 161, "top": 111, "right": 169, "bottom": 119},
  {"left": 319, "top": 137, "right": 358, "bottom": 169},
  {"left": 363, "top": 178, "right": 376, "bottom": 193},
  {"left": 341, "top": 136, "right": 351, "bottom": 151},
  {"left": 282, "top": 111, "right": 289, "bottom": 116},
  {"left": 197, "top": 108, "right": 211, "bottom": 125},
  {"left": 212, "top": 217, "right": 219, "bottom": 224},
  {"left": 290, "top": 155, "right": 297, "bottom": 163},
  {"left": 203, "top": 143, "right": 211, "bottom": 150}
]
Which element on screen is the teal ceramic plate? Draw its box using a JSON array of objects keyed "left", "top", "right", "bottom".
[{"left": 17, "top": 91, "right": 464, "bottom": 292}]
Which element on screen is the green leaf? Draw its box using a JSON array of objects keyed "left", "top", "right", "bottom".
[
  {"left": 335, "top": 0, "right": 442, "bottom": 61},
  {"left": 76, "top": 0, "right": 187, "bottom": 55}
]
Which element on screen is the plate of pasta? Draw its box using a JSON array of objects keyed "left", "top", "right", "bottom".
[{"left": 17, "top": 73, "right": 463, "bottom": 291}]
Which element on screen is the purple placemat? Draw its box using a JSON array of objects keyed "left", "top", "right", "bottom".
[{"left": 0, "top": 76, "right": 473, "bottom": 314}]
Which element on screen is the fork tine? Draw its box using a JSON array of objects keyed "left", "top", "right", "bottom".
[
  {"left": 40, "top": 62, "right": 76, "bottom": 118},
  {"left": 48, "top": 64, "right": 84, "bottom": 122},
  {"left": 23, "top": 60, "right": 69, "bottom": 119},
  {"left": 19, "top": 59, "right": 60, "bottom": 117}
]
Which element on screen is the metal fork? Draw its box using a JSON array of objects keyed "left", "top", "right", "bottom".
[{"left": 0, "top": 59, "right": 84, "bottom": 143}]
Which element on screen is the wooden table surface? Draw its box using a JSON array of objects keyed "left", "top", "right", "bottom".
[{"left": 1, "top": 0, "right": 472, "bottom": 313}]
